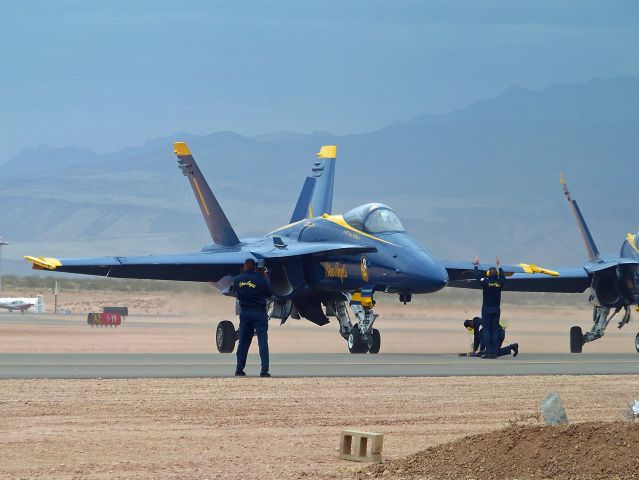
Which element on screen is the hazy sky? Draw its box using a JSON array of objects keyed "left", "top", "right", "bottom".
[{"left": 1, "top": 1, "right": 638, "bottom": 161}]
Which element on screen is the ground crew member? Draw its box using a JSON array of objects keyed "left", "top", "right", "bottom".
[
  {"left": 463, "top": 317, "right": 518, "bottom": 357},
  {"left": 473, "top": 256, "right": 506, "bottom": 359},
  {"left": 233, "top": 258, "right": 273, "bottom": 377}
]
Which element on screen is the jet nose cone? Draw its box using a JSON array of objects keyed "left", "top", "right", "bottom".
[
  {"left": 432, "top": 262, "right": 449, "bottom": 289},
  {"left": 405, "top": 256, "right": 448, "bottom": 293},
  {"left": 426, "top": 261, "right": 448, "bottom": 292}
]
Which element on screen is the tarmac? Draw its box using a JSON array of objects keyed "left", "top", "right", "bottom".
[{"left": 0, "top": 352, "right": 637, "bottom": 378}]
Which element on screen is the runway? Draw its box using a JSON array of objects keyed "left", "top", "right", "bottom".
[{"left": 0, "top": 353, "right": 637, "bottom": 378}]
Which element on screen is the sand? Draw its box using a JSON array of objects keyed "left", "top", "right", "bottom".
[
  {"left": 0, "top": 376, "right": 638, "bottom": 479},
  {"left": 0, "top": 288, "right": 638, "bottom": 479}
]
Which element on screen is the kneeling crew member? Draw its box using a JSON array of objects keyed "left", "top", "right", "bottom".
[
  {"left": 463, "top": 317, "right": 518, "bottom": 357},
  {"left": 473, "top": 256, "right": 506, "bottom": 359},
  {"left": 233, "top": 258, "right": 273, "bottom": 377}
]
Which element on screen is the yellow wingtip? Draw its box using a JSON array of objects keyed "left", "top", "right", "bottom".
[
  {"left": 316, "top": 145, "right": 337, "bottom": 159},
  {"left": 24, "top": 256, "right": 61, "bottom": 271},
  {"left": 518, "top": 263, "right": 560, "bottom": 277},
  {"left": 559, "top": 173, "right": 565, "bottom": 185},
  {"left": 173, "top": 141, "right": 191, "bottom": 156}
]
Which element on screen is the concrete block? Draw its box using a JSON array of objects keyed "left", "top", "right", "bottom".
[{"left": 340, "top": 429, "right": 383, "bottom": 462}]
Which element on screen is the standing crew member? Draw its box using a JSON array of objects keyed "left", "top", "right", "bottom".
[
  {"left": 473, "top": 256, "right": 506, "bottom": 359},
  {"left": 233, "top": 258, "right": 273, "bottom": 377}
]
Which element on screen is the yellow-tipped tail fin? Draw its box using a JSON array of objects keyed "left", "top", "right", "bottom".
[
  {"left": 316, "top": 145, "right": 337, "bottom": 159},
  {"left": 173, "top": 141, "right": 191, "bottom": 156},
  {"left": 24, "top": 256, "right": 61, "bottom": 271}
]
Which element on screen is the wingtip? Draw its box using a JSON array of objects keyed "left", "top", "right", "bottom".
[
  {"left": 24, "top": 256, "right": 61, "bottom": 270},
  {"left": 316, "top": 145, "right": 337, "bottom": 159},
  {"left": 173, "top": 141, "right": 191, "bottom": 156},
  {"left": 518, "top": 262, "right": 560, "bottom": 277}
]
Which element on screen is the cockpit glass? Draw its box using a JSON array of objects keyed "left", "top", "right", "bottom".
[{"left": 364, "top": 209, "right": 405, "bottom": 233}]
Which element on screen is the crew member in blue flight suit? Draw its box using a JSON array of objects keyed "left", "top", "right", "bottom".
[
  {"left": 463, "top": 317, "right": 518, "bottom": 357},
  {"left": 473, "top": 256, "right": 506, "bottom": 359},
  {"left": 233, "top": 258, "right": 273, "bottom": 377}
]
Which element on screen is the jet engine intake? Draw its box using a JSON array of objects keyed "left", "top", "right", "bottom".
[
  {"left": 268, "top": 262, "right": 306, "bottom": 297},
  {"left": 590, "top": 263, "right": 639, "bottom": 307}
]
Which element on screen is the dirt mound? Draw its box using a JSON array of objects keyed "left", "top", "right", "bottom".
[{"left": 359, "top": 421, "right": 639, "bottom": 480}]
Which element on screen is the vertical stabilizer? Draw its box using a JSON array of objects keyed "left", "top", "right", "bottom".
[
  {"left": 173, "top": 142, "right": 240, "bottom": 247},
  {"left": 290, "top": 176, "right": 317, "bottom": 223},
  {"left": 560, "top": 174, "right": 600, "bottom": 262},
  {"left": 309, "top": 145, "right": 337, "bottom": 216}
]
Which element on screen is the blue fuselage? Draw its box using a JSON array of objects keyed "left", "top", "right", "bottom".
[{"left": 261, "top": 215, "right": 448, "bottom": 299}]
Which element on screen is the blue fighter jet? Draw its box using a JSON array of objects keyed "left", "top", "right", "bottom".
[
  {"left": 25, "top": 143, "right": 553, "bottom": 354},
  {"left": 448, "top": 175, "right": 639, "bottom": 354}
]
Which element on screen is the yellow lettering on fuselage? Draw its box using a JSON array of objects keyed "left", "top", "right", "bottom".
[
  {"left": 239, "top": 281, "right": 256, "bottom": 288},
  {"left": 321, "top": 262, "right": 348, "bottom": 282}
]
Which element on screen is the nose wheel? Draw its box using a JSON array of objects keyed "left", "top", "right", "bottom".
[
  {"left": 369, "top": 329, "right": 381, "bottom": 354},
  {"left": 348, "top": 327, "right": 367, "bottom": 353},
  {"left": 346, "top": 323, "right": 381, "bottom": 354}
]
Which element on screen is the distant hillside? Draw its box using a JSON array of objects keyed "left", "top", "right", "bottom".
[{"left": 2, "top": 76, "right": 638, "bottom": 275}]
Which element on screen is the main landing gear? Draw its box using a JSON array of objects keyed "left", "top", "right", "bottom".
[
  {"left": 214, "top": 297, "right": 384, "bottom": 355},
  {"left": 216, "top": 320, "right": 238, "bottom": 353},
  {"left": 335, "top": 294, "right": 381, "bottom": 354},
  {"left": 570, "top": 305, "right": 633, "bottom": 353}
]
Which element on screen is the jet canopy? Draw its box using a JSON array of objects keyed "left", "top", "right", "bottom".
[{"left": 343, "top": 203, "right": 405, "bottom": 233}]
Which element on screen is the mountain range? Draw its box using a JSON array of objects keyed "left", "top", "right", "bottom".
[{"left": 2, "top": 76, "right": 638, "bottom": 276}]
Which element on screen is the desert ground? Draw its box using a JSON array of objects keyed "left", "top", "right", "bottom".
[
  {"left": 0, "top": 286, "right": 637, "bottom": 479},
  {"left": 0, "top": 287, "right": 635, "bottom": 354},
  {"left": 0, "top": 376, "right": 637, "bottom": 479}
]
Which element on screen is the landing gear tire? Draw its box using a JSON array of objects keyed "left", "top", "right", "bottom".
[
  {"left": 348, "top": 325, "right": 367, "bottom": 354},
  {"left": 570, "top": 326, "right": 583, "bottom": 353},
  {"left": 216, "top": 320, "right": 237, "bottom": 353},
  {"left": 369, "top": 329, "right": 381, "bottom": 354},
  {"left": 635, "top": 332, "right": 639, "bottom": 353}
]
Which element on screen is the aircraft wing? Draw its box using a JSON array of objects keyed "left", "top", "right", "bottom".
[
  {"left": 441, "top": 260, "right": 560, "bottom": 281},
  {"left": 24, "top": 243, "right": 376, "bottom": 282},
  {"left": 25, "top": 252, "right": 248, "bottom": 282},
  {"left": 446, "top": 265, "right": 591, "bottom": 293}
]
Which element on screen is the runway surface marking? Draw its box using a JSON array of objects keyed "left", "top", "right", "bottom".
[{"left": 0, "top": 353, "right": 637, "bottom": 378}]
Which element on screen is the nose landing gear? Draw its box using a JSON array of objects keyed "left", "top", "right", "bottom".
[{"left": 337, "top": 292, "right": 381, "bottom": 354}]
